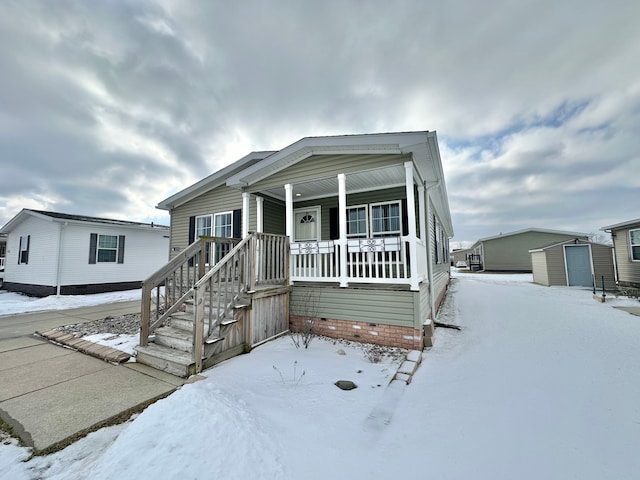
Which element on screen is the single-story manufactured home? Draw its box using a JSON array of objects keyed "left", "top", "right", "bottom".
[
  {"left": 530, "top": 239, "right": 615, "bottom": 289},
  {"left": 137, "top": 131, "right": 453, "bottom": 375},
  {"left": 602, "top": 218, "right": 640, "bottom": 288},
  {"left": 469, "top": 228, "right": 589, "bottom": 272},
  {"left": 451, "top": 248, "right": 473, "bottom": 267},
  {"left": 0, "top": 209, "right": 169, "bottom": 296},
  {"left": 0, "top": 233, "right": 6, "bottom": 286}
]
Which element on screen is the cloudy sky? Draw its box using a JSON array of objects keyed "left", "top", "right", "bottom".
[{"left": 1, "top": 0, "right": 638, "bottom": 246}]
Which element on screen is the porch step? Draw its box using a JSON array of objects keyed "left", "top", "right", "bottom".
[
  {"left": 155, "top": 326, "right": 194, "bottom": 352},
  {"left": 135, "top": 344, "right": 195, "bottom": 378},
  {"left": 168, "top": 312, "right": 195, "bottom": 332}
]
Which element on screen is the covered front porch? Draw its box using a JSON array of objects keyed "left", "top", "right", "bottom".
[{"left": 241, "top": 160, "right": 435, "bottom": 291}]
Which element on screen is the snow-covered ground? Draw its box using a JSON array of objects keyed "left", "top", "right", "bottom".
[
  {"left": 2, "top": 272, "right": 640, "bottom": 479},
  {"left": 0, "top": 289, "right": 141, "bottom": 316}
]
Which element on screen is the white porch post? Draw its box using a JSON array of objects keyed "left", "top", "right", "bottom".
[
  {"left": 284, "top": 184, "right": 293, "bottom": 239},
  {"left": 405, "top": 162, "right": 419, "bottom": 291},
  {"left": 242, "top": 192, "right": 250, "bottom": 238},
  {"left": 256, "top": 196, "right": 264, "bottom": 233},
  {"left": 285, "top": 184, "right": 294, "bottom": 285},
  {"left": 338, "top": 173, "right": 348, "bottom": 287}
]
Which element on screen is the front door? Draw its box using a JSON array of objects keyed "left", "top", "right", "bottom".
[
  {"left": 294, "top": 207, "right": 321, "bottom": 242},
  {"left": 565, "top": 245, "right": 592, "bottom": 287}
]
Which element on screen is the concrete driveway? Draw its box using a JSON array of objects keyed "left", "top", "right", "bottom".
[{"left": 0, "top": 301, "right": 189, "bottom": 454}]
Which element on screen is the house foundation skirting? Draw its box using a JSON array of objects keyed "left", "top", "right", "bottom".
[
  {"left": 290, "top": 315, "right": 424, "bottom": 350},
  {"left": 3, "top": 281, "right": 142, "bottom": 297}
]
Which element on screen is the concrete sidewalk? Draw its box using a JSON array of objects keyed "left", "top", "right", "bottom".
[{"left": 0, "top": 302, "right": 191, "bottom": 454}]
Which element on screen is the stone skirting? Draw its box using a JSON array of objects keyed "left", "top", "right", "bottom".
[{"left": 290, "top": 315, "right": 424, "bottom": 350}]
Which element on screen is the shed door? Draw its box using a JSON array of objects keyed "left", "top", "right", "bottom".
[{"left": 565, "top": 245, "right": 592, "bottom": 287}]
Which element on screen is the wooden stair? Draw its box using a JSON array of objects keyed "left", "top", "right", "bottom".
[{"left": 135, "top": 293, "right": 247, "bottom": 377}]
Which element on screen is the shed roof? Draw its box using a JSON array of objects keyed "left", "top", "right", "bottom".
[{"left": 528, "top": 238, "right": 611, "bottom": 253}]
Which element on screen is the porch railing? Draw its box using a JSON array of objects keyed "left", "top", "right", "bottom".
[
  {"left": 290, "top": 236, "right": 427, "bottom": 287},
  {"left": 139, "top": 236, "right": 240, "bottom": 346},
  {"left": 140, "top": 233, "right": 290, "bottom": 370}
]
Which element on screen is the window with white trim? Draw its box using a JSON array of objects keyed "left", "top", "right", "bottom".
[
  {"left": 214, "top": 212, "right": 233, "bottom": 238},
  {"left": 195, "top": 214, "right": 213, "bottom": 238},
  {"left": 630, "top": 228, "right": 640, "bottom": 261},
  {"left": 370, "top": 201, "right": 401, "bottom": 237},
  {"left": 347, "top": 205, "right": 368, "bottom": 238},
  {"left": 97, "top": 234, "right": 118, "bottom": 263},
  {"left": 18, "top": 235, "right": 30, "bottom": 264}
]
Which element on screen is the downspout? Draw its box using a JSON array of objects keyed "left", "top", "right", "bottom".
[
  {"left": 55, "top": 222, "right": 67, "bottom": 296},
  {"left": 424, "top": 181, "right": 439, "bottom": 321}
]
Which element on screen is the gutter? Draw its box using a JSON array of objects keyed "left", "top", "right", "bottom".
[{"left": 55, "top": 222, "right": 67, "bottom": 296}]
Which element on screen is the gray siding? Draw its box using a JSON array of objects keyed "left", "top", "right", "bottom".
[
  {"left": 483, "top": 232, "right": 588, "bottom": 271},
  {"left": 295, "top": 187, "right": 407, "bottom": 241},
  {"left": 613, "top": 227, "right": 640, "bottom": 286},
  {"left": 290, "top": 285, "right": 416, "bottom": 328},
  {"left": 169, "top": 185, "right": 254, "bottom": 257},
  {"left": 263, "top": 198, "right": 285, "bottom": 235},
  {"left": 249, "top": 153, "right": 411, "bottom": 191}
]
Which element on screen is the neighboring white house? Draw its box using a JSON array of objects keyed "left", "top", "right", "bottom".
[
  {"left": 0, "top": 233, "right": 6, "bottom": 286},
  {"left": 0, "top": 209, "right": 169, "bottom": 296}
]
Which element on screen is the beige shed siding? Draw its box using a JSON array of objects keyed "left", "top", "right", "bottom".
[
  {"left": 290, "top": 285, "right": 416, "bottom": 328},
  {"left": 483, "top": 232, "right": 587, "bottom": 271},
  {"left": 590, "top": 243, "right": 616, "bottom": 289},
  {"left": 545, "top": 246, "right": 568, "bottom": 285},
  {"left": 249, "top": 153, "right": 411, "bottom": 191},
  {"left": 169, "top": 185, "right": 253, "bottom": 257},
  {"left": 613, "top": 228, "right": 640, "bottom": 286},
  {"left": 531, "top": 251, "right": 550, "bottom": 285}
]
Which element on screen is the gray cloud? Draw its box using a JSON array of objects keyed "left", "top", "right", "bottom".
[{"left": 1, "top": 0, "right": 639, "bottom": 244}]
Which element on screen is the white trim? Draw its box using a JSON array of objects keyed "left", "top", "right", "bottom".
[
  {"left": 256, "top": 196, "right": 264, "bottom": 233},
  {"left": 628, "top": 228, "right": 640, "bottom": 262},
  {"left": 194, "top": 214, "right": 213, "bottom": 238},
  {"left": 213, "top": 211, "right": 233, "bottom": 238},
  {"left": 346, "top": 204, "right": 369, "bottom": 238},
  {"left": 563, "top": 244, "right": 594, "bottom": 286},
  {"left": 338, "top": 173, "right": 347, "bottom": 287},
  {"left": 369, "top": 200, "right": 402, "bottom": 237},
  {"left": 293, "top": 206, "right": 321, "bottom": 242},
  {"left": 242, "top": 192, "right": 250, "bottom": 238}
]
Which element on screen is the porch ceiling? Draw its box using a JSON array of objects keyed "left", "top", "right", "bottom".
[{"left": 255, "top": 164, "right": 407, "bottom": 201}]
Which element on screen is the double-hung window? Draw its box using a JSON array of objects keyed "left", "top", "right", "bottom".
[
  {"left": 18, "top": 235, "right": 30, "bottom": 264},
  {"left": 630, "top": 228, "right": 640, "bottom": 261},
  {"left": 346, "top": 205, "right": 368, "bottom": 238},
  {"left": 370, "top": 201, "right": 401, "bottom": 237},
  {"left": 195, "top": 215, "right": 213, "bottom": 238},
  {"left": 97, "top": 235, "right": 119, "bottom": 263},
  {"left": 214, "top": 212, "right": 233, "bottom": 238}
]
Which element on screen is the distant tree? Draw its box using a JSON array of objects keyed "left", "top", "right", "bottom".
[{"left": 588, "top": 232, "right": 612, "bottom": 245}]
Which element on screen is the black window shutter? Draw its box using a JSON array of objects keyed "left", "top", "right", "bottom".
[
  {"left": 25, "top": 235, "right": 30, "bottom": 264},
  {"left": 89, "top": 233, "right": 97, "bottom": 264},
  {"left": 188, "top": 217, "right": 196, "bottom": 267},
  {"left": 117, "top": 235, "right": 125, "bottom": 264},
  {"left": 329, "top": 207, "right": 338, "bottom": 240},
  {"left": 188, "top": 216, "right": 195, "bottom": 244},
  {"left": 233, "top": 209, "right": 241, "bottom": 238},
  {"left": 401, "top": 199, "right": 409, "bottom": 236}
]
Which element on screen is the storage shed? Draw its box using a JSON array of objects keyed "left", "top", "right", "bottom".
[{"left": 530, "top": 239, "right": 615, "bottom": 289}]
